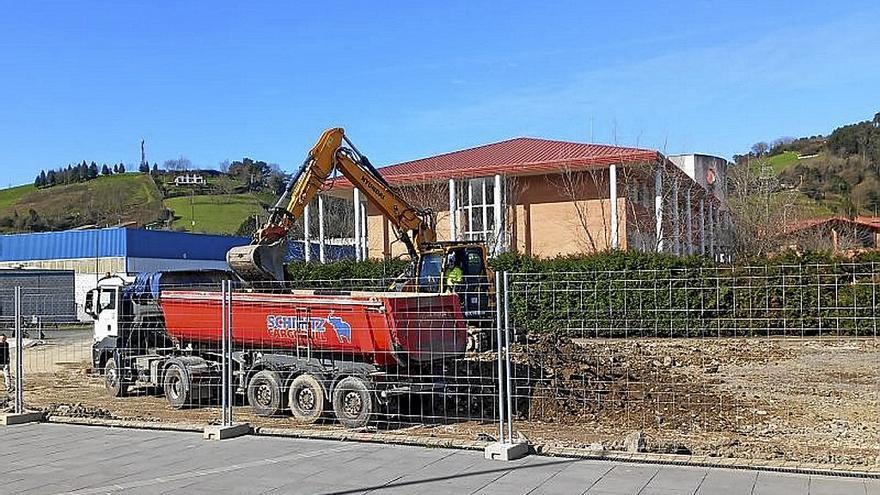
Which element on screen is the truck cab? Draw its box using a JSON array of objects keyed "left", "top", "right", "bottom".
[{"left": 84, "top": 274, "right": 133, "bottom": 345}]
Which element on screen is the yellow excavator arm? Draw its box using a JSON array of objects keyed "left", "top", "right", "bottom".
[{"left": 227, "top": 128, "right": 436, "bottom": 281}]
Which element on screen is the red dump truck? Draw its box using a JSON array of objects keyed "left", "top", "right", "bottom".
[{"left": 87, "top": 271, "right": 467, "bottom": 427}]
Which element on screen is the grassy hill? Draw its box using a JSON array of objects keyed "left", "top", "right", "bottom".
[
  {"left": 0, "top": 174, "right": 165, "bottom": 232},
  {"left": 164, "top": 192, "right": 275, "bottom": 235},
  {"left": 767, "top": 151, "right": 799, "bottom": 175},
  {"left": 0, "top": 184, "right": 36, "bottom": 212},
  {"left": 737, "top": 111, "right": 880, "bottom": 216}
]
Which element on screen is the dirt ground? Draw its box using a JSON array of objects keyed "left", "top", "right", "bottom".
[{"left": 5, "top": 334, "right": 878, "bottom": 467}]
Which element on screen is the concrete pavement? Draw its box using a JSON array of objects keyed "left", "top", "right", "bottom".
[{"left": 0, "top": 423, "right": 877, "bottom": 494}]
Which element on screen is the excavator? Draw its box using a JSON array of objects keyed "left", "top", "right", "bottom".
[{"left": 227, "top": 128, "right": 495, "bottom": 350}]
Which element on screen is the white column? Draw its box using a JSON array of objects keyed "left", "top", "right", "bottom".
[
  {"left": 448, "top": 178, "right": 457, "bottom": 241},
  {"left": 318, "top": 195, "right": 326, "bottom": 263},
  {"left": 481, "top": 179, "right": 488, "bottom": 241},
  {"left": 303, "top": 203, "right": 311, "bottom": 262},
  {"left": 609, "top": 164, "right": 619, "bottom": 250},
  {"left": 672, "top": 181, "right": 680, "bottom": 255},
  {"left": 353, "top": 188, "right": 361, "bottom": 261},
  {"left": 360, "top": 200, "right": 368, "bottom": 260},
  {"left": 493, "top": 174, "right": 503, "bottom": 254},
  {"left": 654, "top": 168, "right": 663, "bottom": 253},
  {"left": 699, "top": 198, "right": 706, "bottom": 256},
  {"left": 708, "top": 202, "right": 715, "bottom": 259},
  {"left": 686, "top": 193, "right": 693, "bottom": 255}
]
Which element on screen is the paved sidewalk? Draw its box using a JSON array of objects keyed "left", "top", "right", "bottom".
[{"left": 0, "top": 424, "right": 877, "bottom": 494}]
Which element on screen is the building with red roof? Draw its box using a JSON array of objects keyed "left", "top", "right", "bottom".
[{"left": 325, "top": 137, "right": 727, "bottom": 259}]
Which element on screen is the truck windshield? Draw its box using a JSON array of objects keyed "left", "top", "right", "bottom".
[
  {"left": 99, "top": 288, "right": 116, "bottom": 311},
  {"left": 418, "top": 253, "right": 443, "bottom": 293}
]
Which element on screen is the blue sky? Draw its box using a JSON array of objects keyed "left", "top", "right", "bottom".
[{"left": 1, "top": 1, "right": 878, "bottom": 187}]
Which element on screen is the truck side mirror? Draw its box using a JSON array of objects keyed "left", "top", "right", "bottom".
[{"left": 84, "top": 290, "right": 98, "bottom": 318}]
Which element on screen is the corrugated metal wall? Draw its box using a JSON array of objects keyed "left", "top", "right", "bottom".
[
  {"left": 0, "top": 228, "right": 250, "bottom": 263},
  {"left": 125, "top": 229, "right": 249, "bottom": 260},
  {"left": 0, "top": 228, "right": 126, "bottom": 262}
]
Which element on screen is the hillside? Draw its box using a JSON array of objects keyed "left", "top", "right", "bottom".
[
  {"left": 0, "top": 174, "right": 165, "bottom": 233},
  {"left": 735, "top": 111, "right": 880, "bottom": 216},
  {"left": 164, "top": 192, "right": 275, "bottom": 235}
]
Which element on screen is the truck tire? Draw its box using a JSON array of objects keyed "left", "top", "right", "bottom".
[
  {"left": 247, "top": 370, "right": 286, "bottom": 417},
  {"left": 332, "top": 376, "right": 375, "bottom": 429},
  {"left": 163, "top": 363, "right": 192, "bottom": 409},
  {"left": 288, "top": 374, "right": 325, "bottom": 424},
  {"left": 104, "top": 358, "right": 128, "bottom": 397}
]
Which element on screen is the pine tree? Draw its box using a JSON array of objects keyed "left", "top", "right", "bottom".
[
  {"left": 152, "top": 163, "right": 159, "bottom": 174},
  {"left": 89, "top": 161, "right": 98, "bottom": 179},
  {"left": 46, "top": 170, "right": 56, "bottom": 185},
  {"left": 118, "top": 163, "right": 126, "bottom": 173},
  {"left": 102, "top": 164, "right": 110, "bottom": 175},
  {"left": 34, "top": 173, "right": 43, "bottom": 187},
  {"left": 113, "top": 164, "right": 119, "bottom": 174},
  {"left": 39, "top": 170, "right": 46, "bottom": 187}
]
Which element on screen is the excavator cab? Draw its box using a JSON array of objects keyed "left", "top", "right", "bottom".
[{"left": 416, "top": 243, "right": 495, "bottom": 350}]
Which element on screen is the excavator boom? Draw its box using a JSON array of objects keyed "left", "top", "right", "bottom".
[{"left": 227, "top": 128, "right": 436, "bottom": 281}]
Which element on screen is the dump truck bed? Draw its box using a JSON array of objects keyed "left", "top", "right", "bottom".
[{"left": 159, "top": 289, "right": 467, "bottom": 367}]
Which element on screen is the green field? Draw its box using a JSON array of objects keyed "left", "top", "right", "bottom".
[
  {"left": 0, "top": 184, "right": 35, "bottom": 211},
  {"left": 164, "top": 193, "right": 273, "bottom": 234},
  {"left": 768, "top": 151, "right": 799, "bottom": 175}
]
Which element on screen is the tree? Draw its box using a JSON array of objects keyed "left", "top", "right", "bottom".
[
  {"left": 88, "top": 162, "right": 99, "bottom": 179},
  {"left": 163, "top": 156, "right": 191, "bottom": 171},
  {"left": 102, "top": 164, "right": 111, "bottom": 175},
  {"left": 151, "top": 163, "right": 159, "bottom": 174},
  {"left": 138, "top": 162, "right": 150, "bottom": 173},
  {"left": 46, "top": 170, "right": 56, "bottom": 185},
  {"left": 113, "top": 164, "right": 119, "bottom": 174},
  {"left": 34, "top": 173, "right": 43, "bottom": 187},
  {"left": 118, "top": 163, "right": 126, "bottom": 174},
  {"left": 750, "top": 142, "right": 770, "bottom": 157}
]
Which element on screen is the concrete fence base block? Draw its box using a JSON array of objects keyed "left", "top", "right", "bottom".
[
  {"left": 484, "top": 442, "right": 530, "bottom": 461},
  {"left": 1, "top": 411, "right": 45, "bottom": 426},
  {"left": 203, "top": 423, "right": 251, "bottom": 440}
]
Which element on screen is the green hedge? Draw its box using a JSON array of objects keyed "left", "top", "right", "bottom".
[{"left": 287, "top": 251, "right": 880, "bottom": 337}]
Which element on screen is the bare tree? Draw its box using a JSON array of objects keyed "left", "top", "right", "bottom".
[
  {"left": 164, "top": 156, "right": 192, "bottom": 172},
  {"left": 549, "top": 165, "right": 612, "bottom": 252}
]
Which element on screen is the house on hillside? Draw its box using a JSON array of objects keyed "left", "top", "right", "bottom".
[
  {"left": 174, "top": 173, "right": 206, "bottom": 185},
  {"left": 321, "top": 137, "right": 729, "bottom": 260},
  {"left": 784, "top": 216, "right": 880, "bottom": 252}
]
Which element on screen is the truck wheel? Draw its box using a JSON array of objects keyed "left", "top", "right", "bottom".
[
  {"left": 163, "top": 363, "right": 192, "bottom": 409},
  {"left": 104, "top": 358, "right": 128, "bottom": 397},
  {"left": 288, "top": 374, "right": 325, "bottom": 424},
  {"left": 247, "top": 370, "right": 286, "bottom": 417},
  {"left": 332, "top": 376, "right": 374, "bottom": 429}
]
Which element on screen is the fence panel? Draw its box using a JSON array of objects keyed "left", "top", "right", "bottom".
[
  {"left": 505, "top": 263, "right": 880, "bottom": 467},
  {"left": 232, "top": 278, "right": 503, "bottom": 444}
]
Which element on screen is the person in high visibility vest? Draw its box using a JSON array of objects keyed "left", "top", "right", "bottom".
[{"left": 444, "top": 252, "right": 464, "bottom": 293}]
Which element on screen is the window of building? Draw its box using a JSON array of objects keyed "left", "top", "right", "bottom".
[{"left": 461, "top": 177, "right": 496, "bottom": 241}]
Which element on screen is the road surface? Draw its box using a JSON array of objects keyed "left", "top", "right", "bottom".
[{"left": 1, "top": 423, "right": 876, "bottom": 494}]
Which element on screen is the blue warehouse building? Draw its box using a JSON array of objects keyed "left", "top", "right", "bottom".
[{"left": 0, "top": 228, "right": 251, "bottom": 320}]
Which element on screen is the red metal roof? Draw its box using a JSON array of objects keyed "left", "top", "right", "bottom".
[
  {"left": 331, "top": 137, "right": 659, "bottom": 189},
  {"left": 786, "top": 216, "right": 880, "bottom": 233}
]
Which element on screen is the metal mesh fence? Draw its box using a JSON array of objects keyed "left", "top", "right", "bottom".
[
  {"left": 3, "top": 263, "right": 878, "bottom": 468},
  {"left": 505, "top": 264, "right": 880, "bottom": 467}
]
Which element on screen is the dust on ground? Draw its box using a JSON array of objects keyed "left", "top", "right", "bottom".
[{"left": 11, "top": 334, "right": 880, "bottom": 467}]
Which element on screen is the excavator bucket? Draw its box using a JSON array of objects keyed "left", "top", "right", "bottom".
[{"left": 226, "top": 240, "right": 288, "bottom": 282}]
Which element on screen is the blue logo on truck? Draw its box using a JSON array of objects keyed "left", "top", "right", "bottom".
[{"left": 327, "top": 316, "right": 352, "bottom": 343}]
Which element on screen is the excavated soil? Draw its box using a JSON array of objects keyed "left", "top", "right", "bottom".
[{"left": 10, "top": 335, "right": 880, "bottom": 467}]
